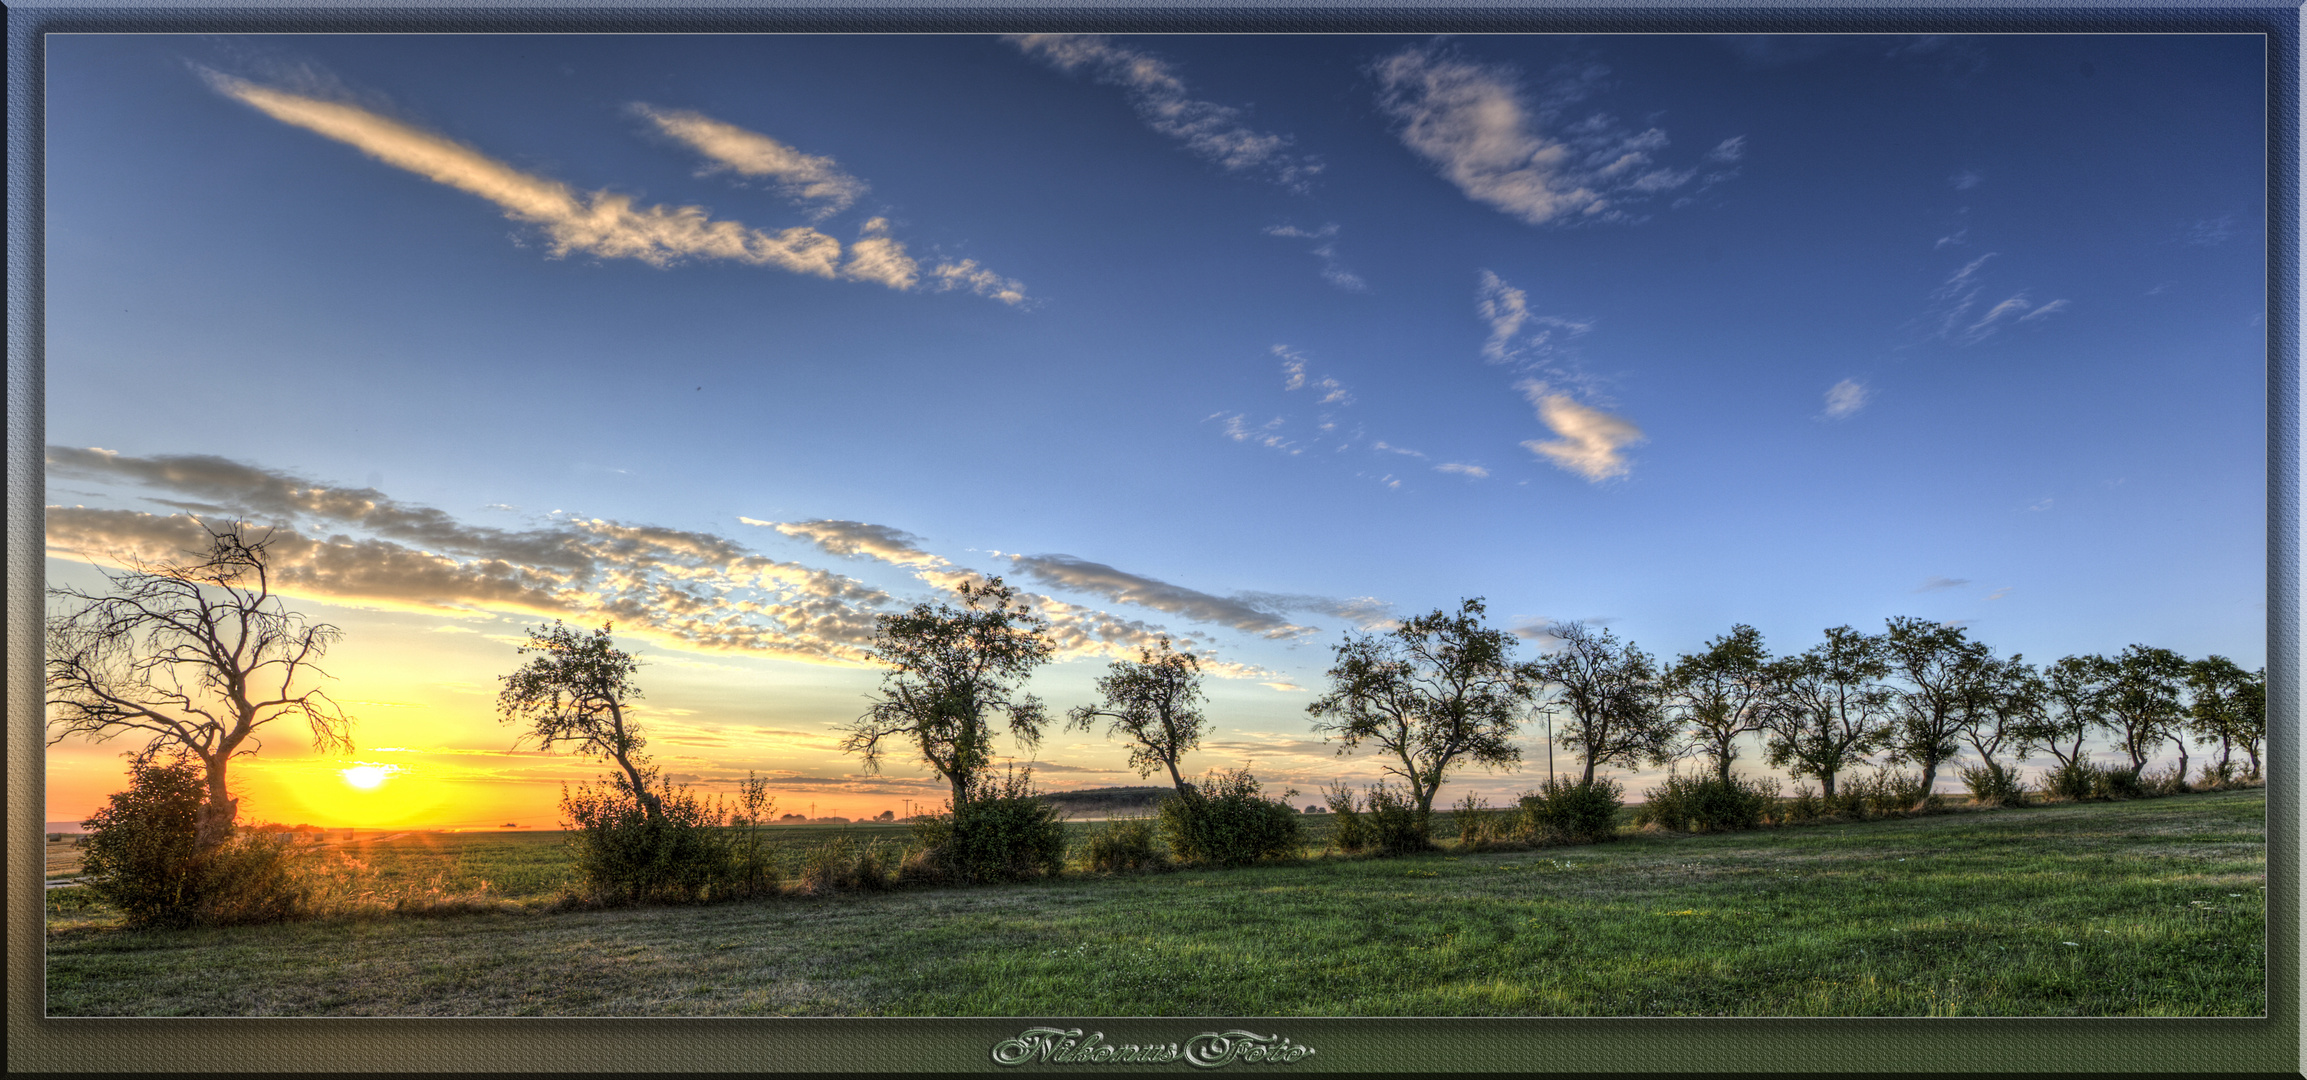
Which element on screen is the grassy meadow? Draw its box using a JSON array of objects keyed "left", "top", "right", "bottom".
[{"left": 43, "top": 788, "right": 2266, "bottom": 1017}]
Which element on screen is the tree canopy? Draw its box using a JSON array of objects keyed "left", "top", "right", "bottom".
[
  {"left": 843, "top": 576, "right": 1055, "bottom": 808},
  {"left": 1534, "top": 622, "right": 1674, "bottom": 787},
  {"left": 1306, "top": 598, "right": 1535, "bottom": 816},
  {"left": 497, "top": 621, "right": 661, "bottom": 816},
  {"left": 1067, "top": 635, "right": 1209, "bottom": 792}
]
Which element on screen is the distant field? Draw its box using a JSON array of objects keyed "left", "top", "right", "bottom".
[{"left": 44, "top": 788, "right": 2265, "bottom": 1017}]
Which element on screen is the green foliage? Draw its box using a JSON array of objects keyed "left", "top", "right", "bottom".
[
  {"left": 2141, "top": 766, "right": 2192, "bottom": 797},
  {"left": 1956, "top": 760, "right": 2030, "bottom": 807},
  {"left": 559, "top": 772, "right": 734, "bottom": 905},
  {"left": 796, "top": 835, "right": 897, "bottom": 894},
  {"left": 1515, "top": 776, "right": 1623, "bottom": 844},
  {"left": 1450, "top": 792, "right": 1514, "bottom": 850},
  {"left": 1845, "top": 768, "right": 1935, "bottom": 815},
  {"left": 1782, "top": 783, "right": 1825, "bottom": 823},
  {"left": 79, "top": 759, "right": 307, "bottom": 927},
  {"left": 1321, "top": 780, "right": 1369, "bottom": 852},
  {"left": 1156, "top": 768, "right": 1302, "bottom": 865},
  {"left": 2044, "top": 758, "right": 2104, "bottom": 801},
  {"left": 1080, "top": 815, "right": 1165, "bottom": 872},
  {"left": 1067, "top": 636, "right": 1209, "bottom": 790},
  {"left": 2095, "top": 765, "right": 2148, "bottom": 800},
  {"left": 1634, "top": 770, "right": 1779, "bottom": 832},
  {"left": 847, "top": 577, "right": 1055, "bottom": 806},
  {"left": 907, "top": 766, "right": 1068, "bottom": 884}
]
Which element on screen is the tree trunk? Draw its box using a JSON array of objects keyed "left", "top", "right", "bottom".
[
  {"left": 1581, "top": 757, "right": 1597, "bottom": 786},
  {"left": 1714, "top": 754, "right": 1732, "bottom": 785},
  {"left": 1165, "top": 758, "right": 1187, "bottom": 795},
  {"left": 196, "top": 756, "right": 238, "bottom": 851},
  {"left": 1820, "top": 771, "right": 1837, "bottom": 798},
  {"left": 611, "top": 747, "right": 662, "bottom": 818},
  {"left": 1917, "top": 759, "right": 1939, "bottom": 804}
]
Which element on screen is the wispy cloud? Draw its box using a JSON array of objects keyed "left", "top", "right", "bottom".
[
  {"left": 203, "top": 71, "right": 1028, "bottom": 304},
  {"left": 1212, "top": 412, "right": 1299, "bottom": 455},
  {"left": 1002, "top": 553, "right": 1315, "bottom": 639},
  {"left": 630, "top": 103, "right": 867, "bottom": 219},
  {"left": 1985, "top": 587, "right": 2012, "bottom": 601},
  {"left": 1434, "top": 462, "right": 1490, "bottom": 479},
  {"left": 1476, "top": 270, "right": 1593, "bottom": 379},
  {"left": 1516, "top": 379, "right": 1644, "bottom": 482},
  {"left": 1950, "top": 168, "right": 1984, "bottom": 190},
  {"left": 754, "top": 519, "right": 950, "bottom": 568},
  {"left": 1275, "top": 345, "right": 1353, "bottom": 405},
  {"left": 1915, "top": 575, "right": 1971, "bottom": 592},
  {"left": 1374, "top": 42, "right": 1726, "bottom": 225},
  {"left": 1823, "top": 379, "right": 1870, "bottom": 420},
  {"left": 1916, "top": 252, "right": 2067, "bottom": 345},
  {"left": 1262, "top": 223, "right": 1367, "bottom": 291},
  {"left": 1008, "top": 35, "right": 1320, "bottom": 190},
  {"left": 2184, "top": 214, "right": 2238, "bottom": 245}
]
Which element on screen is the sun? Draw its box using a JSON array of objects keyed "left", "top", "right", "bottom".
[{"left": 340, "top": 764, "right": 398, "bottom": 790}]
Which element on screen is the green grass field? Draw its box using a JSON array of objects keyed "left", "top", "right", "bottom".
[{"left": 43, "top": 788, "right": 2265, "bottom": 1017}]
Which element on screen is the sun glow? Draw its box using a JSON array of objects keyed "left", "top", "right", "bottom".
[{"left": 340, "top": 764, "right": 400, "bottom": 789}]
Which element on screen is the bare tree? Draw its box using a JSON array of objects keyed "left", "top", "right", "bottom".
[
  {"left": 843, "top": 577, "right": 1054, "bottom": 808},
  {"left": 1068, "top": 635, "right": 1209, "bottom": 793},
  {"left": 497, "top": 621, "right": 661, "bottom": 817},
  {"left": 1533, "top": 622, "right": 1673, "bottom": 786},
  {"left": 1306, "top": 598, "right": 1535, "bottom": 816},
  {"left": 1661, "top": 624, "right": 1776, "bottom": 783},
  {"left": 47, "top": 522, "right": 355, "bottom": 850},
  {"left": 1762, "top": 626, "right": 1891, "bottom": 798}
]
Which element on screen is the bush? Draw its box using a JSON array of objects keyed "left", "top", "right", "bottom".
[
  {"left": 2045, "top": 760, "right": 2103, "bottom": 802},
  {"left": 795, "top": 835, "right": 896, "bottom": 895},
  {"left": 560, "top": 773, "right": 734, "bottom": 905},
  {"left": 2195, "top": 760, "right": 2238, "bottom": 790},
  {"left": 907, "top": 767, "right": 1068, "bottom": 884},
  {"left": 2141, "top": 766, "right": 2191, "bottom": 796},
  {"left": 1633, "top": 771, "right": 1779, "bottom": 833},
  {"left": 1844, "top": 769, "right": 1934, "bottom": 816},
  {"left": 1157, "top": 768, "right": 1303, "bottom": 865},
  {"left": 1451, "top": 793, "right": 1514, "bottom": 850},
  {"left": 1080, "top": 815, "right": 1165, "bottom": 872},
  {"left": 1782, "top": 783, "right": 1825, "bottom": 824},
  {"left": 80, "top": 759, "right": 308, "bottom": 927},
  {"left": 1515, "top": 776, "right": 1623, "bottom": 845},
  {"left": 2094, "top": 765, "right": 2148, "bottom": 800},
  {"left": 1322, "top": 780, "right": 1369, "bottom": 852},
  {"left": 1958, "top": 761, "right": 2030, "bottom": 807}
]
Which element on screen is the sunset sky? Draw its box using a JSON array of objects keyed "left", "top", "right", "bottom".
[{"left": 44, "top": 34, "right": 2265, "bottom": 829}]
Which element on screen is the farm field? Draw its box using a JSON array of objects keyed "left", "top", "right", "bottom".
[{"left": 43, "top": 788, "right": 2266, "bottom": 1017}]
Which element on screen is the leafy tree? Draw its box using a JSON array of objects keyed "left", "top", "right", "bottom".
[
  {"left": 497, "top": 621, "right": 663, "bottom": 817},
  {"left": 47, "top": 523, "right": 355, "bottom": 850},
  {"left": 1880, "top": 616, "right": 1991, "bottom": 797},
  {"left": 1306, "top": 598, "right": 1535, "bottom": 817},
  {"left": 1534, "top": 622, "right": 1674, "bottom": 786},
  {"left": 1762, "top": 626, "right": 1892, "bottom": 797},
  {"left": 1660, "top": 624, "right": 1776, "bottom": 783},
  {"left": 2017, "top": 654, "right": 2115, "bottom": 770},
  {"left": 1953, "top": 653, "right": 2045, "bottom": 786},
  {"left": 2187, "top": 656, "right": 2263, "bottom": 779},
  {"left": 1067, "top": 636, "right": 1209, "bottom": 793},
  {"left": 843, "top": 576, "right": 1055, "bottom": 808},
  {"left": 2102, "top": 644, "right": 2189, "bottom": 775}
]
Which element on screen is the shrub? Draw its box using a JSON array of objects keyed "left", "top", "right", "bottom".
[
  {"left": 1958, "top": 761, "right": 2030, "bottom": 807},
  {"left": 1782, "top": 783, "right": 1825, "bottom": 824},
  {"left": 2044, "top": 760, "right": 2103, "bottom": 802},
  {"left": 1359, "top": 781, "right": 1434, "bottom": 855},
  {"left": 1451, "top": 792, "right": 1514, "bottom": 850},
  {"left": 907, "top": 767, "right": 1068, "bottom": 884},
  {"left": 2141, "top": 766, "right": 2191, "bottom": 796},
  {"left": 721, "top": 772, "right": 781, "bottom": 898},
  {"left": 1845, "top": 769, "right": 1932, "bottom": 815},
  {"left": 560, "top": 773, "right": 734, "bottom": 905},
  {"left": 1634, "top": 771, "right": 1778, "bottom": 833},
  {"left": 2195, "top": 760, "right": 2238, "bottom": 790},
  {"left": 1515, "top": 776, "right": 1623, "bottom": 845},
  {"left": 796, "top": 834, "right": 896, "bottom": 895},
  {"left": 1322, "top": 780, "right": 1369, "bottom": 852},
  {"left": 1081, "top": 815, "right": 1165, "bottom": 872},
  {"left": 1157, "top": 768, "right": 1303, "bottom": 865},
  {"left": 79, "top": 759, "right": 308, "bottom": 927},
  {"left": 2094, "top": 765, "right": 2148, "bottom": 800}
]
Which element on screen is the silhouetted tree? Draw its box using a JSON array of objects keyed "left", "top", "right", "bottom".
[
  {"left": 1881, "top": 616, "right": 1991, "bottom": 797},
  {"left": 497, "top": 621, "right": 661, "bottom": 817},
  {"left": 1762, "top": 626, "right": 1891, "bottom": 798},
  {"left": 47, "top": 522, "right": 355, "bottom": 850},
  {"left": 2103, "top": 644, "right": 2189, "bottom": 775},
  {"left": 1661, "top": 624, "right": 1776, "bottom": 783},
  {"left": 1534, "top": 622, "right": 1673, "bottom": 786},
  {"left": 1307, "top": 598, "right": 1536, "bottom": 816},
  {"left": 2187, "top": 655, "right": 2262, "bottom": 779},
  {"left": 1954, "top": 653, "right": 2044, "bottom": 787},
  {"left": 843, "top": 577, "right": 1054, "bottom": 808},
  {"left": 2017, "top": 654, "right": 2115, "bottom": 770},
  {"left": 1068, "top": 635, "right": 1209, "bottom": 793}
]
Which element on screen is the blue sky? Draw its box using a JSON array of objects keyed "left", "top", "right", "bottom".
[{"left": 43, "top": 34, "right": 2265, "bottom": 824}]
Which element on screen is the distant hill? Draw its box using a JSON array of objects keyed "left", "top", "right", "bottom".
[{"left": 1038, "top": 785, "right": 1174, "bottom": 817}]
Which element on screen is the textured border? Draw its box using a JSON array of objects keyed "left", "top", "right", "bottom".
[{"left": 7, "top": 6, "right": 2298, "bottom": 1073}]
